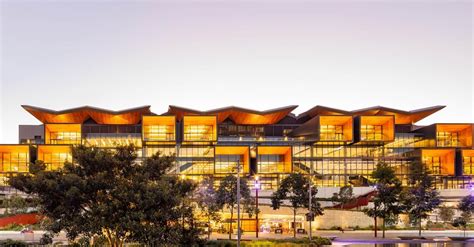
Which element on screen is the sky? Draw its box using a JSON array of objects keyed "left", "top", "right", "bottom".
[{"left": 0, "top": 0, "right": 472, "bottom": 143}]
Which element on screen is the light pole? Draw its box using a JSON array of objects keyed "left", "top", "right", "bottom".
[
  {"left": 372, "top": 185, "right": 378, "bottom": 238},
  {"left": 308, "top": 182, "right": 312, "bottom": 240},
  {"left": 308, "top": 160, "right": 314, "bottom": 240},
  {"left": 254, "top": 176, "right": 261, "bottom": 238},
  {"left": 236, "top": 162, "right": 241, "bottom": 247}
]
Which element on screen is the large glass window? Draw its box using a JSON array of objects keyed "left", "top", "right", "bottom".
[
  {"left": 320, "top": 125, "right": 344, "bottom": 141},
  {"left": 423, "top": 156, "right": 442, "bottom": 175},
  {"left": 1, "top": 152, "right": 29, "bottom": 172},
  {"left": 143, "top": 125, "right": 175, "bottom": 141},
  {"left": 184, "top": 125, "right": 214, "bottom": 141},
  {"left": 40, "top": 152, "right": 72, "bottom": 171},
  {"left": 258, "top": 154, "right": 286, "bottom": 173},
  {"left": 144, "top": 146, "right": 176, "bottom": 157},
  {"left": 177, "top": 146, "right": 214, "bottom": 174},
  {"left": 49, "top": 131, "right": 81, "bottom": 144},
  {"left": 361, "top": 125, "right": 383, "bottom": 141},
  {"left": 436, "top": 132, "right": 460, "bottom": 147},
  {"left": 463, "top": 156, "right": 474, "bottom": 175},
  {"left": 215, "top": 155, "right": 242, "bottom": 173}
]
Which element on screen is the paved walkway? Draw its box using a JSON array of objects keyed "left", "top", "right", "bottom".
[
  {"left": 211, "top": 230, "right": 474, "bottom": 245},
  {"left": 0, "top": 230, "right": 473, "bottom": 244}
]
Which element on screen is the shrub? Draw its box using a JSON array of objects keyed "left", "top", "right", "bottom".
[
  {"left": 205, "top": 240, "right": 236, "bottom": 247},
  {"left": 311, "top": 236, "right": 332, "bottom": 246},
  {"left": 0, "top": 239, "right": 28, "bottom": 247},
  {"left": 1, "top": 223, "right": 24, "bottom": 231},
  {"left": 205, "top": 238, "right": 332, "bottom": 247}
]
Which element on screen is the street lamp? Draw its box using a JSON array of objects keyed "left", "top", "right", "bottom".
[
  {"left": 254, "top": 176, "right": 261, "bottom": 238},
  {"left": 236, "top": 162, "right": 241, "bottom": 247}
]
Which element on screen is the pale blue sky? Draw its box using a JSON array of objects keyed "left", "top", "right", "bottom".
[{"left": 0, "top": 0, "right": 472, "bottom": 143}]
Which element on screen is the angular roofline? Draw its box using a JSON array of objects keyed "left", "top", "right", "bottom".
[
  {"left": 168, "top": 105, "right": 298, "bottom": 115},
  {"left": 22, "top": 105, "right": 152, "bottom": 115},
  {"left": 351, "top": 105, "right": 446, "bottom": 115},
  {"left": 297, "top": 105, "right": 349, "bottom": 119}
]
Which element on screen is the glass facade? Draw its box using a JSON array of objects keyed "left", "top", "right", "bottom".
[
  {"left": 437, "top": 132, "right": 460, "bottom": 147},
  {"left": 5, "top": 105, "right": 474, "bottom": 192}
]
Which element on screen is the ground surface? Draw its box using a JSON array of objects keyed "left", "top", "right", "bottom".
[{"left": 1, "top": 230, "right": 474, "bottom": 245}]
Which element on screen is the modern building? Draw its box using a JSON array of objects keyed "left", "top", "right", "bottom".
[{"left": 1, "top": 104, "right": 473, "bottom": 231}]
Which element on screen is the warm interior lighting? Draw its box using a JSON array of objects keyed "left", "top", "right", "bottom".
[
  {"left": 45, "top": 124, "right": 81, "bottom": 145},
  {"left": 319, "top": 116, "right": 353, "bottom": 141},
  {"left": 183, "top": 116, "right": 217, "bottom": 142},
  {"left": 421, "top": 149, "right": 455, "bottom": 175},
  {"left": 142, "top": 116, "right": 176, "bottom": 142},
  {"left": 257, "top": 146, "right": 292, "bottom": 173},
  {"left": 0, "top": 145, "right": 29, "bottom": 173},
  {"left": 215, "top": 146, "right": 250, "bottom": 173},
  {"left": 436, "top": 124, "right": 473, "bottom": 147},
  {"left": 37, "top": 145, "right": 72, "bottom": 171},
  {"left": 462, "top": 150, "right": 474, "bottom": 175},
  {"left": 360, "top": 116, "right": 394, "bottom": 141}
]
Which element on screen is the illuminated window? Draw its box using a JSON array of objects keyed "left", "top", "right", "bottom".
[
  {"left": 45, "top": 124, "right": 81, "bottom": 145},
  {"left": 215, "top": 155, "right": 242, "bottom": 173},
  {"left": 177, "top": 146, "right": 214, "bottom": 174},
  {"left": 320, "top": 125, "right": 344, "bottom": 141},
  {"left": 258, "top": 155, "right": 286, "bottom": 173},
  {"left": 142, "top": 116, "right": 175, "bottom": 142},
  {"left": 437, "top": 132, "right": 460, "bottom": 147},
  {"left": 463, "top": 156, "right": 474, "bottom": 175},
  {"left": 361, "top": 125, "right": 383, "bottom": 141},
  {"left": 423, "top": 156, "right": 442, "bottom": 175},
  {"left": 144, "top": 146, "right": 176, "bottom": 157},
  {"left": 49, "top": 131, "right": 81, "bottom": 144},
  {"left": 1, "top": 152, "right": 29, "bottom": 172},
  {"left": 183, "top": 116, "right": 217, "bottom": 142},
  {"left": 41, "top": 152, "right": 72, "bottom": 171},
  {"left": 184, "top": 125, "right": 214, "bottom": 141}
]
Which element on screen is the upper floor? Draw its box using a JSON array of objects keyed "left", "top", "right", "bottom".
[{"left": 17, "top": 105, "right": 472, "bottom": 150}]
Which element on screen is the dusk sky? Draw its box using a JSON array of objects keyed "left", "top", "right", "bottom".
[{"left": 0, "top": 0, "right": 472, "bottom": 143}]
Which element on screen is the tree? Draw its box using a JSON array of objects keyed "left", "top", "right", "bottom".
[
  {"left": 215, "top": 174, "right": 254, "bottom": 240},
  {"left": 195, "top": 178, "right": 221, "bottom": 240},
  {"left": 453, "top": 195, "right": 474, "bottom": 236},
  {"left": 9, "top": 145, "right": 201, "bottom": 246},
  {"left": 401, "top": 161, "right": 441, "bottom": 236},
  {"left": 271, "top": 173, "right": 323, "bottom": 238},
  {"left": 439, "top": 206, "right": 455, "bottom": 225},
  {"left": 331, "top": 185, "right": 355, "bottom": 209},
  {"left": 364, "top": 162, "right": 403, "bottom": 238}
]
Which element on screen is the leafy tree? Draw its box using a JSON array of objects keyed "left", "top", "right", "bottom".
[
  {"left": 195, "top": 178, "right": 221, "bottom": 240},
  {"left": 453, "top": 195, "right": 474, "bottom": 236},
  {"left": 215, "top": 174, "right": 254, "bottom": 240},
  {"left": 331, "top": 185, "right": 355, "bottom": 209},
  {"left": 439, "top": 206, "right": 455, "bottom": 225},
  {"left": 9, "top": 145, "right": 201, "bottom": 247},
  {"left": 271, "top": 173, "right": 323, "bottom": 238},
  {"left": 364, "top": 162, "right": 403, "bottom": 238},
  {"left": 401, "top": 161, "right": 441, "bottom": 236}
]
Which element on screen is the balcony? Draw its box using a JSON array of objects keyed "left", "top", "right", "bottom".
[
  {"left": 436, "top": 124, "right": 473, "bottom": 148},
  {"left": 45, "top": 124, "right": 81, "bottom": 145},
  {"left": 142, "top": 116, "right": 176, "bottom": 143},
  {"left": 462, "top": 150, "right": 474, "bottom": 175},
  {"left": 215, "top": 146, "right": 250, "bottom": 174},
  {"left": 0, "top": 145, "right": 29, "bottom": 173},
  {"left": 183, "top": 116, "right": 217, "bottom": 143},
  {"left": 37, "top": 145, "right": 72, "bottom": 171},
  {"left": 421, "top": 149, "right": 455, "bottom": 175},
  {"left": 319, "top": 116, "right": 353, "bottom": 142},
  {"left": 257, "top": 146, "right": 292, "bottom": 173},
  {"left": 356, "top": 116, "right": 394, "bottom": 142}
]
